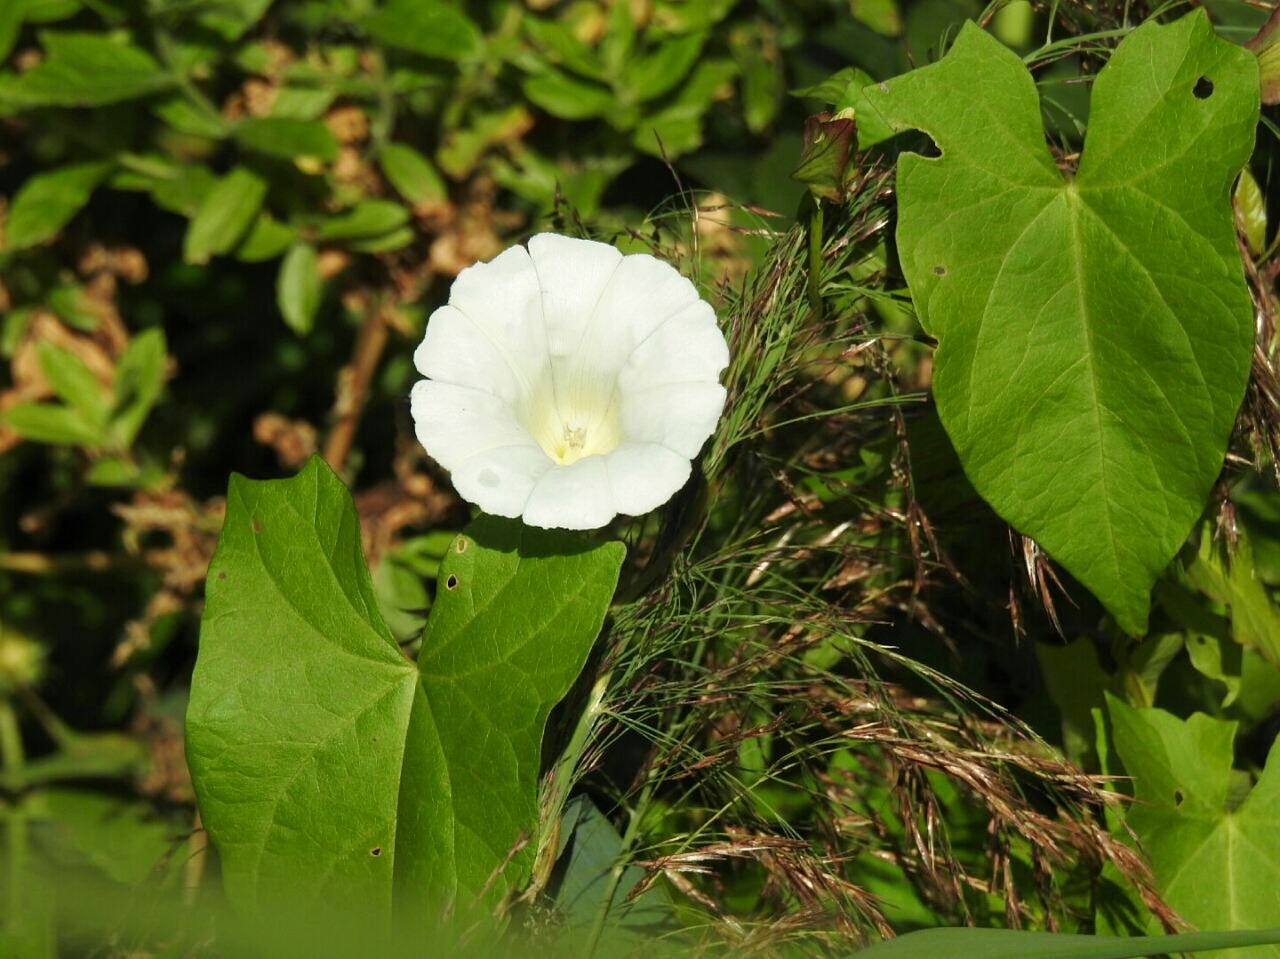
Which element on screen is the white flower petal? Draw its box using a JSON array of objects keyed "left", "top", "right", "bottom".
[
  {"left": 450, "top": 445, "right": 554, "bottom": 519},
  {"left": 618, "top": 300, "right": 730, "bottom": 393},
  {"left": 446, "top": 244, "right": 546, "bottom": 392},
  {"left": 620, "top": 382, "right": 728, "bottom": 459},
  {"left": 414, "top": 305, "right": 522, "bottom": 403},
  {"left": 527, "top": 233, "right": 623, "bottom": 361},
  {"left": 411, "top": 234, "right": 730, "bottom": 530},
  {"left": 522, "top": 455, "right": 616, "bottom": 530},
  {"left": 410, "top": 380, "right": 540, "bottom": 471},
  {"left": 605, "top": 443, "right": 692, "bottom": 516}
]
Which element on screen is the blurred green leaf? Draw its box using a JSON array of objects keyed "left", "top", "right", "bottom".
[
  {"left": 186, "top": 459, "right": 624, "bottom": 919},
  {"left": 1186, "top": 630, "right": 1244, "bottom": 707},
  {"left": 36, "top": 341, "right": 109, "bottom": 428},
  {"left": 623, "top": 31, "right": 706, "bottom": 103},
  {"left": 198, "top": 0, "right": 274, "bottom": 40},
  {"left": 1108, "top": 696, "right": 1280, "bottom": 953},
  {"left": 347, "top": 225, "right": 414, "bottom": 253},
  {"left": 111, "top": 328, "right": 166, "bottom": 447},
  {"left": 183, "top": 166, "right": 268, "bottom": 265},
  {"left": 524, "top": 67, "right": 615, "bottom": 120},
  {"left": 4, "top": 161, "right": 113, "bottom": 250},
  {"left": 235, "top": 214, "right": 295, "bottom": 262},
  {"left": 152, "top": 95, "right": 228, "bottom": 139},
  {"left": 379, "top": 143, "right": 447, "bottom": 206},
  {"left": 1036, "top": 638, "right": 1107, "bottom": 768},
  {"left": 276, "top": 243, "right": 322, "bottom": 335},
  {"left": 362, "top": 0, "right": 482, "bottom": 61},
  {"left": 731, "top": 29, "right": 782, "bottom": 133},
  {"left": 522, "top": 17, "right": 605, "bottom": 82},
  {"left": 30, "top": 788, "right": 181, "bottom": 886},
  {"left": 633, "top": 59, "right": 736, "bottom": 157},
  {"left": 315, "top": 199, "right": 409, "bottom": 241},
  {"left": 0, "top": 31, "right": 170, "bottom": 107},
  {"left": 234, "top": 117, "right": 339, "bottom": 163},
  {"left": 2, "top": 402, "right": 103, "bottom": 446}
]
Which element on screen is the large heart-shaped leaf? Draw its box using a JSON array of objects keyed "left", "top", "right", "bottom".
[
  {"left": 186, "top": 458, "right": 623, "bottom": 925},
  {"left": 867, "top": 12, "right": 1258, "bottom": 633}
]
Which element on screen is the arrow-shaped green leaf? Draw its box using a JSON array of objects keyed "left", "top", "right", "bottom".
[
  {"left": 186, "top": 457, "right": 623, "bottom": 925},
  {"left": 867, "top": 12, "right": 1258, "bottom": 633}
]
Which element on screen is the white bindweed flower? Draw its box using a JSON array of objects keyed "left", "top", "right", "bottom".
[{"left": 411, "top": 233, "right": 729, "bottom": 530}]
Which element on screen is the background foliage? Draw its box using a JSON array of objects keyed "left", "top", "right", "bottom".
[{"left": 3, "top": 0, "right": 1280, "bottom": 955}]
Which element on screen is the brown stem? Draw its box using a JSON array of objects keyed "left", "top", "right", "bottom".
[{"left": 323, "top": 300, "right": 390, "bottom": 475}]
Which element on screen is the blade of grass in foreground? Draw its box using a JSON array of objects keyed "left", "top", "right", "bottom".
[{"left": 853, "top": 927, "right": 1280, "bottom": 958}]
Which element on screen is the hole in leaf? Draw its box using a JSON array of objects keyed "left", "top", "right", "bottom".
[
  {"left": 1173, "top": 789, "right": 1185, "bottom": 807},
  {"left": 455, "top": 538, "right": 468, "bottom": 554},
  {"left": 919, "top": 134, "right": 941, "bottom": 159},
  {"left": 446, "top": 574, "right": 459, "bottom": 590},
  {"left": 1193, "top": 76, "right": 1214, "bottom": 99},
  {"left": 370, "top": 847, "right": 382, "bottom": 857},
  {"left": 933, "top": 265, "right": 947, "bottom": 276}
]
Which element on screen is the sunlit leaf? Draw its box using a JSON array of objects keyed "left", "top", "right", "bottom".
[{"left": 866, "top": 14, "right": 1258, "bottom": 633}]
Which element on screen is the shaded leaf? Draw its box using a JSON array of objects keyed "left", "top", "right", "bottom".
[{"left": 1187, "top": 525, "right": 1280, "bottom": 668}]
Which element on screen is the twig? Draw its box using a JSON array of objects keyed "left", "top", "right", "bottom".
[
  {"left": 323, "top": 298, "right": 391, "bottom": 474},
  {"left": 0, "top": 550, "right": 156, "bottom": 574}
]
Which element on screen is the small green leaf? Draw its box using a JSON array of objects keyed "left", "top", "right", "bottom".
[
  {"left": 1187, "top": 525, "right": 1280, "bottom": 668},
  {"left": 853, "top": 927, "right": 1280, "bottom": 959},
  {"left": 276, "top": 243, "right": 322, "bottom": 335},
  {"left": 36, "top": 341, "right": 109, "bottom": 427},
  {"left": 4, "top": 161, "right": 113, "bottom": 250},
  {"left": 197, "top": 0, "right": 273, "bottom": 41},
  {"left": 1108, "top": 697, "right": 1280, "bottom": 953},
  {"left": 0, "top": 31, "right": 170, "bottom": 107},
  {"left": 110, "top": 328, "right": 166, "bottom": 446},
  {"left": 347, "top": 226, "right": 414, "bottom": 254},
  {"left": 186, "top": 459, "right": 624, "bottom": 921},
  {"left": 1236, "top": 168, "right": 1267, "bottom": 257},
  {"left": 865, "top": 14, "right": 1258, "bottom": 633},
  {"left": 233, "top": 118, "right": 339, "bottom": 163},
  {"left": 633, "top": 59, "right": 737, "bottom": 157},
  {"left": 2, "top": 402, "right": 103, "bottom": 446},
  {"left": 379, "top": 143, "right": 447, "bottom": 206},
  {"left": 362, "top": 0, "right": 482, "bottom": 61},
  {"left": 235, "top": 214, "right": 295, "bottom": 262},
  {"left": 523, "top": 68, "right": 615, "bottom": 120},
  {"left": 183, "top": 166, "right": 268, "bottom": 265},
  {"left": 623, "top": 31, "right": 706, "bottom": 103},
  {"left": 315, "top": 200, "right": 409, "bottom": 241}
]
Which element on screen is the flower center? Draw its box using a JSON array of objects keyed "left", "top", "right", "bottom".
[{"left": 519, "top": 374, "right": 621, "bottom": 466}]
